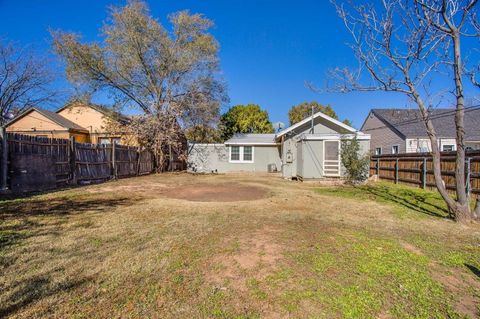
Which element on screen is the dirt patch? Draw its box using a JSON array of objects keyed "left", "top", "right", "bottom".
[
  {"left": 430, "top": 266, "right": 480, "bottom": 318},
  {"left": 233, "top": 228, "right": 282, "bottom": 270},
  {"left": 206, "top": 227, "right": 282, "bottom": 291},
  {"left": 399, "top": 241, "right": 425, "bottom": 256},
  {"left": 163, "top": 183, "right": 269, "bottom": 202}
]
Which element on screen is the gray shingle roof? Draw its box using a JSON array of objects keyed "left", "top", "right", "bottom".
[
  {"left": 225, "top": 133, "right": 278, "bottom": 145},
  {"left": 8, "top": 107, "right": 88, "bottom": 131},
  {"left": 371, "top": 108, "right": 480, "bottom": 140}
]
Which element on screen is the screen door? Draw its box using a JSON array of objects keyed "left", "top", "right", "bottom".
[{"left": 324, "top": 140, "right": 340, "bottom": 176}]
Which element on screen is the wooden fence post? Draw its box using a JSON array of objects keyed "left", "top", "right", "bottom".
[
  {"left": 376, "top": 158, "right": 380, "bottom": 176},
  {"left": 136, "top": 148, "right": 141, "bottom": 176},
  {"left": 395, "top": 159, "right": 399, "bottom": 184},
  {"left": 422, "top": 157, "right": 427, "bottom": 189},
  {"left": 466, "top": 157, "right": 471, "bottom": 197},
  {"left": 111, "top": 142, "right": 117, "bottom": 179},
  {"left": 69, "top": 136, "right": 77, "bottom": 185},
  {"left": 0, "top": 127, "right": 8, "bottom": 191}
]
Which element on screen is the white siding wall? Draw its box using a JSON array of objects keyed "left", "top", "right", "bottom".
[
  {"left": 188, "top": 144, "right": 282, "bottom": 173},
  {"left": 466, "top": 142, "right": 480, "bottom": 150},
  {"left": 439, "top": 139, "right": 456, "bottom": 151},
  {"left": 406, "top": 138, "right": 457, "bottom": 152}
]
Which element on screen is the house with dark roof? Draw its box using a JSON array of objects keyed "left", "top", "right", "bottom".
[
  {"left": 188, "top": 111, "right": 371, "bottom": 179},
  {"left": 361, "top": 108, "right": 480, "bottom": 155},
  {"left": 6, "top": 101, "right": 134, "bottom": 145}
]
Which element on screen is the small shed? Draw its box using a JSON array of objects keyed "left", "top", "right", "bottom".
[{"left": 188, "top": 111, "right": 371, "bottom": 179}]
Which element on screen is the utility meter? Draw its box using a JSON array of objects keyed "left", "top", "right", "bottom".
[{"left": 286, "top": 150, "right": 293, "bottom": 163}]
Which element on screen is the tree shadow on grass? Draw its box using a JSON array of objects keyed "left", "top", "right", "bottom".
[
  {"left": 362, "top": 185, "right": 450, "bottom": 219},
  {"left": 465, "top": 264, "right": 480, "bottom": 279},
  {"left": 0, "top": 267, "right": 90, "bottom": 318},
  {"left": 0, "top": 195, "right": 143, "bottom": 317},
  {"left": 0, "top": 196, "right": 141, "bottom": 251}
]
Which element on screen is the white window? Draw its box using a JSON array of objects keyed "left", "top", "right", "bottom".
[
  {"left": 243, "top": 146, "right": 253, "bottom": 161},
  {"left": 229, "top": 145, "right": 254, "bottom": 163},
  {"left": 99, "top": 137, "right": 111, "bottom": 145},
  {"left": 230, "top": 146, "right": 240, "bottom": 161},
  {"left": 392, "top": 145, "right": 399, "bottom": 154},
  {"left": 442, "top": 145, "right": 455, "bottom": 152},
  {"left": 99, "top": 137, "right": 122, "bottom": 145},
  {"left": 375, "top": 147, "right": 382, "bottom": 155}
]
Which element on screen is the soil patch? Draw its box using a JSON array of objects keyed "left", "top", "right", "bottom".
[
  {"left": 163, "top": 183, "right": 268, "bottom": 202},
  {"left": 206, "top": 226, "right": 282, "bottom": 291},
  {"left": 399, "top": 241, "right": 425, "bottom": 256},
  {"left": 430, "top": 264, "right": 480, "bottom": 318}
]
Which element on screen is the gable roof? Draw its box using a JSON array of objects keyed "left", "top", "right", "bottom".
[
  {"left": 57, "top": 101, "right": 130, "bottom": 123},
  {"left": 7, "top": 107, "right": 88, "bottom": 132},
  {"left": 276, "top": 111, "right": 358, "bottom": 139},
  {"left": 225, "top": 133, "right": 278, "bottom": 145},
  {"left": 369, "top": 108, "right": 480, "bottom": 140}
]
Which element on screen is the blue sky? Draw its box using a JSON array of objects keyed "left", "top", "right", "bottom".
[{"left": 0, "top": 0, "right": 460, "bottom": 128}]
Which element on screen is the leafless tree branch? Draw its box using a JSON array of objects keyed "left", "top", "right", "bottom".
[
  {"left": 328, "top": 0, "right": 480, "bottom": 222},
  {"left": 0, "top": 41, "right": 58, "bottom": 126}
]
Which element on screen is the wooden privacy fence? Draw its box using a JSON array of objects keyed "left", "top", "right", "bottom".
[
  {"left": 370, "top": 151, "right": 480, "bottom": 195},
  {"left": 1, "top": 131, "right": 156, "bottom": 193}
]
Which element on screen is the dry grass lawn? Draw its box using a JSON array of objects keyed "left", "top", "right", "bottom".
[{"left": 1, "top": 173, "right": 479, "bottom": 318}]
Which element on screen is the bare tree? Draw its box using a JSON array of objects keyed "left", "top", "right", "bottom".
[
  {"left": 0, "top": 41, "right": 57, "bottom": 126},
  {"left": 329, "top": 0, "right": 479, "bottom": 222},
  {"left": 52, "top": 0, "right": 227, "bottom": 171}
]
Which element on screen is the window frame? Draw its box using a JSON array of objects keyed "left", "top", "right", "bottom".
[
  {"left": 98, "top": 137, "right": 111, "bottom": 145},
  {"left": 391, "top": 145, "right": 399, "bottom": 154},
  {"left": 229, "top": 145, "right": 255, "bottom": 163},
  {"left": 375, "top": 147, "right": 382, "bottom": 156},
  {"left": 442, "top": 144, "right": 455, "bottom": 152},
  {"left": 230, "top": 145, "right": 241, "bottom": 161}
]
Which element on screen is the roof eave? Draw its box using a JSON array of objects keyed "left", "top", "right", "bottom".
[
  {"left": 301, "top": 133, "right": 371, "bottom": 141},
  {"left": 275, "top": 111, "right": 358, "bottom": 140},
  {"left": 224, "top": 142, "right": 280, "bottom": 146},
  {"left": 68, "top": 128, "right": 90, "bottom": 134}
]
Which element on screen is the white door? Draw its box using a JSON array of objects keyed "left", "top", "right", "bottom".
[{"left": 324, "top": 140, "right": 340, "bottom": 177}]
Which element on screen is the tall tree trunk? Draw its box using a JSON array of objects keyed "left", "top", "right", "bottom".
[
  {"left": 408, "top": 82, "right": 471, "bottom": 221},
  {"left": 451, "top": 30, "right": 471, "bottom": 222}
]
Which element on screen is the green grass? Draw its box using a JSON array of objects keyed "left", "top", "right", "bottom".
[
  {"left": 258, "top": 231, "right": 456, "bottom": 318},
  {"left": 315, "top": 181, "right": 451, "bottom": 219},
  {"left": 0, "top": 174, "right": 479, "bottom": 318}
]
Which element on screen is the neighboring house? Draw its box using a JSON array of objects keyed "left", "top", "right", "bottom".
[
  {"left": 5, "top": 102, "right": 133, "bottom": 145},
  {"left": 56, "top": 101, "right": 131, "bottom": 145},
  {"left": 5, "top": 107, "right": 90, "bottom": 142},
  {"left": 188, "top": 111, "right": 371, "bottom": 179},
  {"left": 361, "top": 108, "right": 480, "bottom": 155}
]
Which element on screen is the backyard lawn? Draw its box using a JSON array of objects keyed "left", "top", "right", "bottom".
[{"left": 1, "top": 173, "right": 479, "bottom": 318}]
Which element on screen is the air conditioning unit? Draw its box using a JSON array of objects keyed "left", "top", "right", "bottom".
[{"left": 267, "top": 163, "right": 277, "bottom": 173}]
